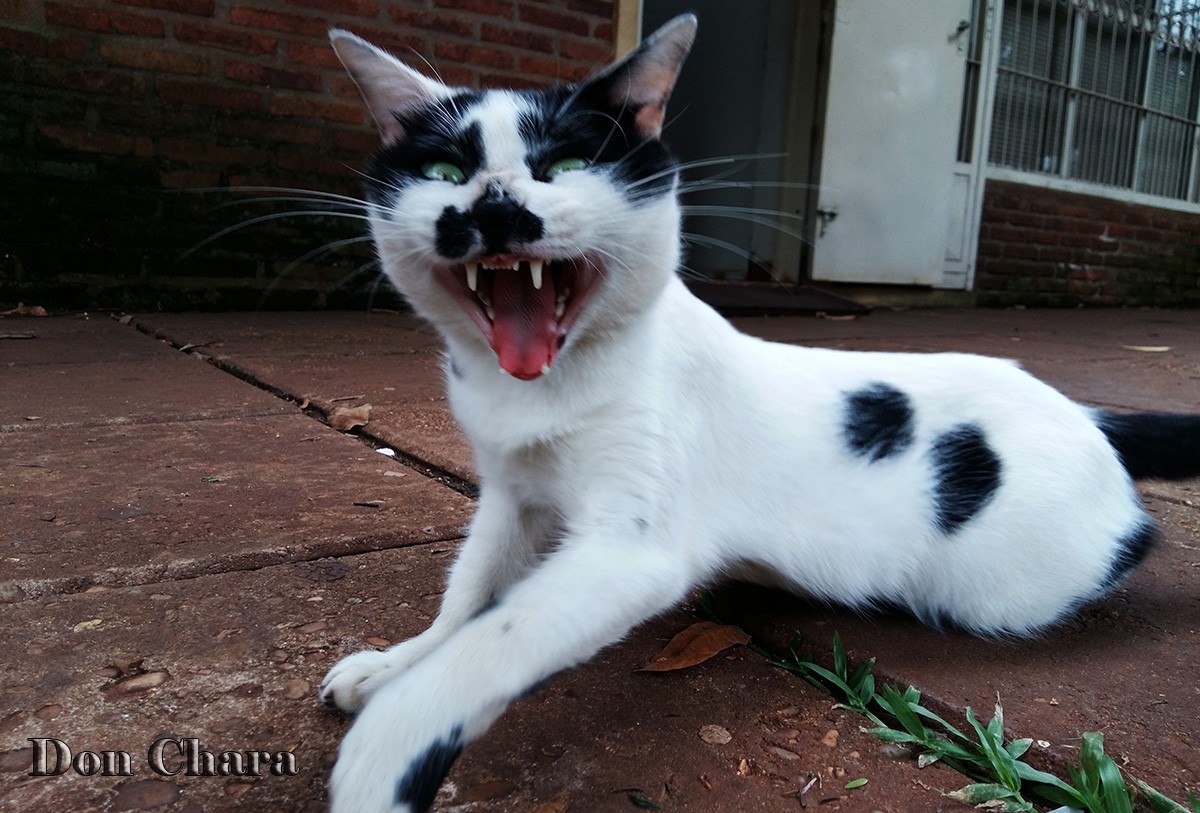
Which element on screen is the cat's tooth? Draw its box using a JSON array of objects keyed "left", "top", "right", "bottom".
[
  {"left": 540, "top": 363, "right": 550, "bottom": 375},
  {"left": 466, "top": 263, "right": 479, "bottom": 292},
  {"left": 530, "top": 259, "right": 543, "bottom": 290},
  {"left": 485, "top": 304, "right": 494, "bottom": 321},
  {"left": 554, "top": 296, "right": 566, "bottom": 319},
  {"left": 509, "top": 260, "right": 520, "bottom": 271}
]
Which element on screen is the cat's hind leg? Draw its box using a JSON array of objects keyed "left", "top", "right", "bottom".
[
  {"left": 328, "top": 526, "right": 693, "bottom": 813},
  {"left": 320, "top": 490, "right": 545, "bottom": 711}
]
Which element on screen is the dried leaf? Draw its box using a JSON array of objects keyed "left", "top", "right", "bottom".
[
  {"left": 328, "top": 403, "right": 371, "bottom": 432},
  {"left": 72, "top": 618, "right": 103, "bottom": 632},
  {"left": 1, "top": 303, "right": 48, "bottom": 317},
  {"left": 1121, "top": 345, "right": 1171, "bottom": 353},
  {"left": 698, "top": 724, "right": 732, "bottom": 745},
  {"left": 640, "top": 621, "right": 750, "bottom": 672}
]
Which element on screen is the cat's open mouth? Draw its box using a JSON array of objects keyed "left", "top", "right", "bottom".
[{"left": 441, "top": 255, "right": 600, "bottom": 381}]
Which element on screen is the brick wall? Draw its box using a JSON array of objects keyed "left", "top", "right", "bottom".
[
  {"left": 975, "top": 179, "right": 1200, "bottom": 308},
  {"left": 0, "top": 0, "right": 615, "bottom": 310}
]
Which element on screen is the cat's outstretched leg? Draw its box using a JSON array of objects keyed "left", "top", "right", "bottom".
[
  {"left": 327, "top": 529, "right": 692, "bottom": 813},
  {"left": 320, "top": 490, "right": 544, "bottom": 711}
]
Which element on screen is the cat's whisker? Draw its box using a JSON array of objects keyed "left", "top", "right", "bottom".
[
  {"left": 680, "top": 231, "right": 780, "bottom": 279},
  {"left": 256, "top": 234, "right": 377, "bottom": 308},
  {"left": 181, "top": 210, "right": 372, "bottom": 263}
]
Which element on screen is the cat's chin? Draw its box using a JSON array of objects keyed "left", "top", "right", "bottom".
[{"left": 436, "top": 255, "right": 601, "bottom": 381}]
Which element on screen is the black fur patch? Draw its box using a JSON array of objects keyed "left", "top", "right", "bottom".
[
  {"left": 1103, "top": 520, "right": 1159, "bottom": 588},
  {"left": 517, "top": 83, "right": 679, "bottom": 203},
  {"left": 844, "top": 383, "right": 915, "bottom": 462},
  {"left": 930, "top": 424, "right": 1001, "bottom": 535},
  {"left": 366, "top": 96, "right": 484, "bottom": 207},
  {"left": 470, "top": 182, "right": 544, "bottom": 255},
  {"left": 435, "top": 206, "right": 475, "bottom": 259},
  {"left": 1096, "top": 410, "right": 1200, "bottom": 480},
  {"left": 394, "top": 724, "right": 464, "bottom": 813}
]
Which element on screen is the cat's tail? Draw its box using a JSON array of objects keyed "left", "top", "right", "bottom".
[{"left": 1095, "top": 410, "right": 1200, "bottom": 480}]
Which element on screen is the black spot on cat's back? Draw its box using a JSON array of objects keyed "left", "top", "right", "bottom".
[
  {"left": 930, "top": 424, "right": 1001, "bottom": 535},
  {"left": 844, "top": 383, "right": 914, "bottom": 462},
  {"left": 1102, "top": 520, "right": 1159, "bottom": 588},
  {"left": 395, "top": 725, "right": 464, "bottom": 813}
]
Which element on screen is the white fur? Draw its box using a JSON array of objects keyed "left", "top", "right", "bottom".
[{"left": 321, "top": 20, "right": 1148, "bottom": 812}]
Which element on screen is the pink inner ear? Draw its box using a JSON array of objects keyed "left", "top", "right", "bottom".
[{"left": 634, "top": 104, "right": 666, "bottom": 139}]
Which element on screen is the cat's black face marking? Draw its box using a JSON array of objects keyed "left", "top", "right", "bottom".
[
  {"left": 364, "top": 81, "right": 679, "bottom": 222},
  {"left": 844, "top": 383, "right": 915, "bottom": 462},
  {"left": 517, "top": 85, "right": 679, "bottom": 201},
  {"left": 394, "top": 724, "right": 464, "bottom": 813},
  {"left": 930, "top": 424, "right": 1001, "bottom": 535},
  {"left": 1103, "top": 520, "right": 1159, "bottom": 588},
  {"left": 436, "top": 206, "right": 476, "bottom": 258},
  {"left": 365, "top": 94, "right": 485, "bottom": 208},
  {"left": 471, "top": 182, "right": 545, "bottom": 254}
]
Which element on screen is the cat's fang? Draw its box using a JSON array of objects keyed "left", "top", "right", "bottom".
[
  {"left": 466, "top": 264, "right": 479, "bottom": 292},
  {"left": 530, "top": 259, "right": 544, "bottom": 290}
]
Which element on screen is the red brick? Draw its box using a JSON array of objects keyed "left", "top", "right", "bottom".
[
  {"left": 268, "top": 94, "right": 364, "bottom": 124},
  {"left": 44, "top": 2, "right": 107, "bottom": 32},
  {"left": 276, "top": 151, "right": 355, "bottom": 178},
  {"left": 480, "top": 22, "right": 553, "bottom": 53},
  {"left": 389, "top": 7, "right": 474, "bottom": 37},
  {"left": 113, "top": 0, "right": 215, "bottom": 15},
  {"left": 0, "top": 0, "right": 25, "bottom": 21},
  {"left": 518, "top": 54, "right": 565, "bottom": 80},
  {"left": 159, "top": 169, "right": 222, "bottom": 189},
  {"left": 558, "top": 35, "right": 609, "bottom": 63},
  {"left": 39, "top": 123, "right": 154, "bottom": 157},
  {"left": 0, "top": 24, "right": 49, "bottom": 55},
  {"left": 218, "top": 117, "right": 323, "bottom": 146},
  {"left": 434, "top": 0, "right": 512, "bottom": 18},
  {"left": 519, "top": 4, "right": 589, "bottom": 37},
  {"left": 564, "top": 0, "right": 611, "bottom": 16},
  {"left": 230, "top": 6, "right": 327, "bottom": 37},
  {"left": 329, "top": 74, "right": 361, "bottom": 99},
  {"left": 593, "top": 21, "right": 612, "bottom": 40},
  {"left": 161, "top": 136, "right": 272, "bottom": 167},
  {"left": 174, "top": 20, "right": 276, "bottom": 55},
  {"left": 435, "top": 40, "right": 512, "bottom": 70},
  {"left": 288, "top": 40, "right": 343, "bottom": 69},
  {"left": 478, "top": 71, "right": 544, "bottom": 90},
  {"left": 100, "top": 41, "right": 208, "bottom": 75},
  {"left": 225, "top": 61, "right": 321, "bottom": 92},
  {"left": 332, "top": 126, "right": 378, "bottom": 154},
  {"left": 29, "top": 63, "right": 148, "bottom": 96},
  {"left": 157, "top": 77, "right": 264, "bottom": 110},
  {"left": 344, "top": 25, "right": 426, "bottom": 58},
  {"left": 290, "top": 0, "right": 379, "bottom": 17},
  {"left": 48, "top": 34, "right": 86, "bottom": 59}
]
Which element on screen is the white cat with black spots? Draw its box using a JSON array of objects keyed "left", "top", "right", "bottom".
[{"left": 318, "top": 16, "right": 1200, "bottom": 812}]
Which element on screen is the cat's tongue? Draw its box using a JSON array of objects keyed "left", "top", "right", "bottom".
[{"left": 489, "top": 270, "right": 558, "bottom": 380}]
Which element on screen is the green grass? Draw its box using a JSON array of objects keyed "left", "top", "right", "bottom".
[{"left": 754, "top": 632, "right": 1197, "bottom": 813}]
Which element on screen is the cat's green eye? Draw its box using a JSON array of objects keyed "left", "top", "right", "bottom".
[
  {"left": 422, "top": 162, "right": 466, "bottom": 184},
  {"left": 545, "top": 157, "right": 589, "bottom": 180}
]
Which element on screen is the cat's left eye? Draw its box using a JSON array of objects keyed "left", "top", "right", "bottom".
[
  {"left": 422, "top": 162, "right": 467, "bottom": 184},
  {"left": 545, "top": 157, "right": 589, "bottom": 180}
]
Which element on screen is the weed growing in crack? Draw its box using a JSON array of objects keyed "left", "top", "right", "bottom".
[{"left": 754, "top": 632, "right": 1197, "bottom": 813}]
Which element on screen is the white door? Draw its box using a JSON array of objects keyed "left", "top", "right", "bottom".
[{"left": 810, "top": 0, "right": 977, "bottom": 286}]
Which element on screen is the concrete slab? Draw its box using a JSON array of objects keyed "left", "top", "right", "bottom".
[
  {"left": 0, "top": 545, "right": 968, "bottom": 813},
  {"left": 2, "top": 413, "right": 472, "bottom": 600},
  {"left": 2, "top": 317, "right": 292, "bottom": 431},
  {"left": 6, "top": 307, "right": 1197, "bottom": 812},
  {"left": 135, "top": 313, "right": 477, "bottom": 482}
]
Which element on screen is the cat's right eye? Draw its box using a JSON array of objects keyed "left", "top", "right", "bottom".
[{"left": 422, "top": 162, "right": 467, "bottom": 184}]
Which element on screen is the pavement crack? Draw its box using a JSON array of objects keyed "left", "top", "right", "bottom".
[{"left": 124, "top": 314, "right": 479, "bottom": 500}]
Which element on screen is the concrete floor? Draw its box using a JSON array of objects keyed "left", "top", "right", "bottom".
[{"left": 2, "top": 306, "right": 1197, "bottom": 812}]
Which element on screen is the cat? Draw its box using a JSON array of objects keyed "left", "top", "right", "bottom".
[{"left": 317, "top": 15, "right": 1200, "bottom": 813}]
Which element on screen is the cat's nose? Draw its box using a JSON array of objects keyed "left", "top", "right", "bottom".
[{"left": 470, "top": 187, "right": 544, "bottom": 255}]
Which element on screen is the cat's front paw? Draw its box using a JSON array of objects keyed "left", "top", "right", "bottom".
[{"left": 319, "top": 648, "right": 400, "bottom": 712}]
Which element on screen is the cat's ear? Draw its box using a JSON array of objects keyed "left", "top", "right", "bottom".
[
  {"left": 586, "top": 13, "right": 697, "bottom": 140},
  {"left": 329, "top": 29, "right": 454, "bottom": 144}
]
